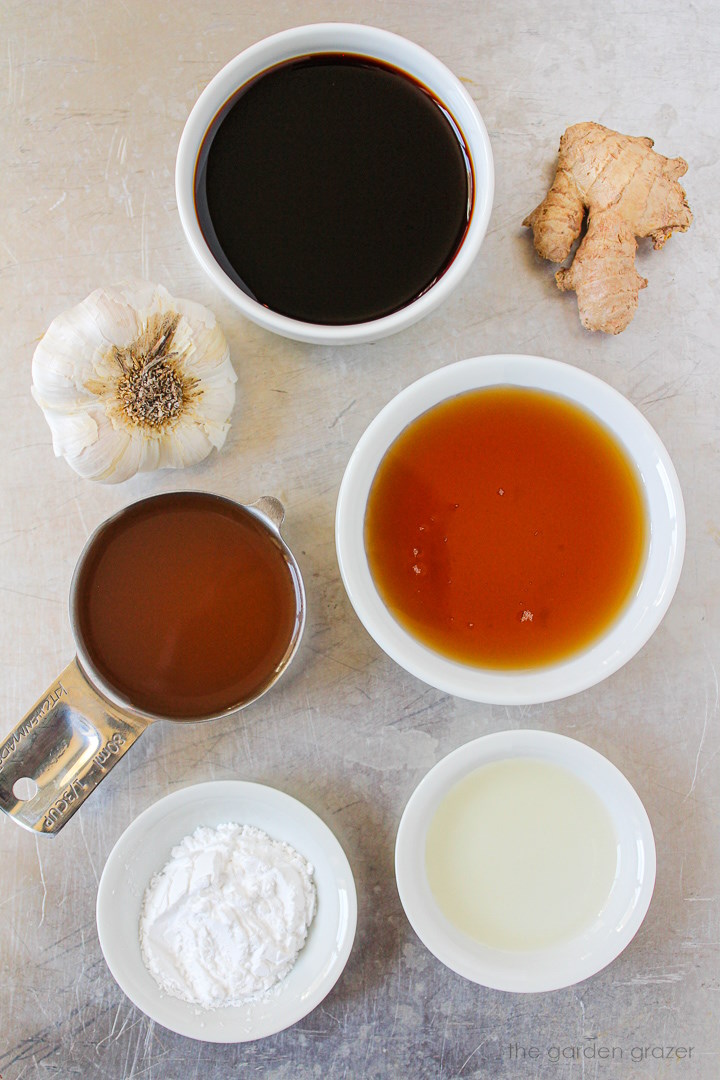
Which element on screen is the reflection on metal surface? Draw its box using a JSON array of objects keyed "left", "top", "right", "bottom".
[{"left": 0, "top": 659, "right": 149, "bottom": 836}]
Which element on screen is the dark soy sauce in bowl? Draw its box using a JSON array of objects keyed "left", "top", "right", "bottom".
[{"left": 194, "top": 53, "right": 473, "bottom": 325}]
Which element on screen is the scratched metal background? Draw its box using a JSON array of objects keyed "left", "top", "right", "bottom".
[{"left": 1, "top": 1, "right": 718, "bottom": 1077}]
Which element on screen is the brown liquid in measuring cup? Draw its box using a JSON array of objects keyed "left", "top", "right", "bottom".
[{"left": 75, "top": 493, "right": 301, "bottom": 718}]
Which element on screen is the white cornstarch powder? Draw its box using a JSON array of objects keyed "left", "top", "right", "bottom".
[{"left": 139, "top": 823, "right": 317, "bottom": 1007}]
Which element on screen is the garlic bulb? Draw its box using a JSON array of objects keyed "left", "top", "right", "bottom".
[{"left": 31, "top": 280, "right": 237, "bottom": 483}]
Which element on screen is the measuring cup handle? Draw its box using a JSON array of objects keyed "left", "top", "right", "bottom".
[{"left": 0, "top": 659, "right": 148, "bottom": 836}]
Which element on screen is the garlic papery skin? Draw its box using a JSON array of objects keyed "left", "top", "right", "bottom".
[{"left": 31, "top": 281, "right": 237, "bottom": 483}]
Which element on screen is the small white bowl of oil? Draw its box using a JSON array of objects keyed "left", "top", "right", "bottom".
[{"left": 395, "top": 730, "right": 656, "bottom": 993}]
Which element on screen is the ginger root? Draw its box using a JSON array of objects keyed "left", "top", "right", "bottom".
[{"left": 523, "top": 122, "right": 692, "bottom": 334}]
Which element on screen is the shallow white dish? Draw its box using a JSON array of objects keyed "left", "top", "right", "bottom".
[
  {"left": 175, "top": 23, "right": 493, "bottom": 345},
  {"left": 96, "top": 781, "right": 357, "bottom": 1042},
  {"left": 335, "top": 354, "right": 685, "bottom": 704},
  {"left": 395, "top": 730, "right": 656, "bottom": 993}
]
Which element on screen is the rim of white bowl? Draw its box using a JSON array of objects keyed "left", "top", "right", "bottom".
[
  {"left": 335, "top": 354, "right": 686, "bottom": 704},
  {"left": 96, "top": 781, "right": 358, "bottom": 1042},
  {"left": 175, "top": 23, "right": 494, "bottom": 345},
  {"left": 395, "top": 730, "right": 657, "bottom": 993}
]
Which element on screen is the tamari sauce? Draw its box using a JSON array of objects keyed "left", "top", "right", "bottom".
[{"left": 194, "top": 54, "right": 473, "bottom": 325}]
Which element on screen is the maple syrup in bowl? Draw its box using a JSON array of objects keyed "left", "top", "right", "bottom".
[{"left": 335, "top": 355, "right": 685, "bottom": 704}]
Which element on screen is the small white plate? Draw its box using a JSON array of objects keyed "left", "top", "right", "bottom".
[
  {"left": 96, "top": 781, "right": 357, "bottom": 1042},
  {"left": 395, "top": 730, "right": 656, "bottom": 993}
]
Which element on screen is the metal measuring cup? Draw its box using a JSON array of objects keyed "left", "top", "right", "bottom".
[{"left": 0, "top": 494, "right": 305, "bottom": 836}]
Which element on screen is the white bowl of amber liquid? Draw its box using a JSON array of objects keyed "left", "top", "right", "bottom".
[{"left": 335, "top": 354, "right": 685, "bottom": 705}]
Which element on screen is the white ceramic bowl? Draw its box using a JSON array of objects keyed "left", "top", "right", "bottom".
[
  {"left": 175, "top": 23, "right": 493, "bottom": 345},
  {"left": 96, "top": 781, "right": 357, "bottom": 1042},
  {"left": 395, "top": 730, "right": 656, "bottom": 993},
  {"left": 335, "top": 354, "right": 685, "bottom": 705}
]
